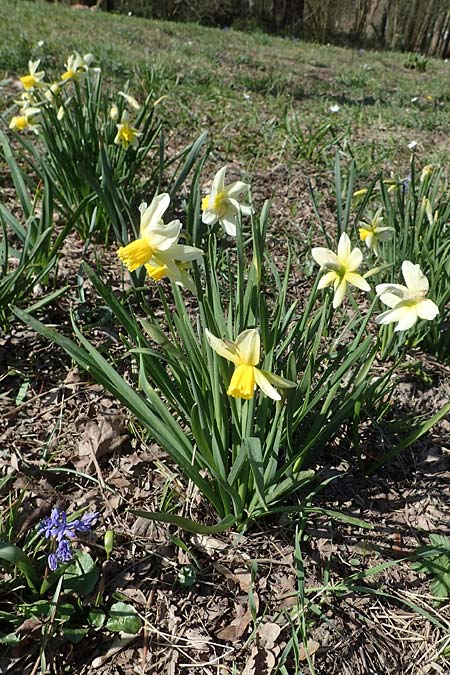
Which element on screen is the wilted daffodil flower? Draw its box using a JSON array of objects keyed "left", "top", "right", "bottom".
[
  {"left": 201, "top": 166, "right": 252, "bottom": 237},
  {"left": 114, "top": 111, "right": 140, "bottom": 149},
  {"left": 312, "top": 232, "right": 371, "bottom": 308},
  {"left": 117, "top": 193, "right": 202, "bottom": 278},
  {"left": 358, "top": 208, "right": 394, "bottom": 256},
  {"left": 375, "top": 261, "right": 439, "bottom": 331},
  {"left": 205, "top": 328, "right": 296, "bottom": 400},
  {"left": 19, "top": 59, "right": 45, "bottom": 90},
  {"left": 61, "top": 52, "right": 94, "bottom": 82}
]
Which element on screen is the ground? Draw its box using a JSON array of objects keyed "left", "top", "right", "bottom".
[{"left": 0, "top": 1, "right": 449, "bottom": 674}]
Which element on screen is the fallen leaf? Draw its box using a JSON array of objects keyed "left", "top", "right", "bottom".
[
  {"left": 299, "top": 639, "right": 320, "bottom": 661},
  {"left": 242, "top": 646, "right": 276, "bottom": 675},
  {"left": 258, "top": 622, "right": 281, "bottom": 650},
  {"left": 76, "top": 415, "right": 127, "bottom": 469}
]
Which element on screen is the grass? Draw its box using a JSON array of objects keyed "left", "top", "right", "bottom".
[{"left": 1, "top": 2, "right": 450, "bottom": 674}]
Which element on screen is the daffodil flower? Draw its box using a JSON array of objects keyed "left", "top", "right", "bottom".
[
  {"left": 358, "top": 208, "right": 394, "bottom": 256},
  {"left": 205, "top": 328, "right": 296, "bottom": 400},
  {"left": 375, "top": 261, "right": 439, "bottom": 332},
  {"left": 19, "top": 59, "right": 45, "bottom": 90},
  {"left": 145, "top": 248, "right": 202, "bottom": 293},
  {"left": 117, "top": 193, "right": 202, "bottom": 281},
  {"left": 9, "top": 107, "right": 41, "bottom": 133},
  {"left": 201, "top": 166, "right": 252, "bottom": 237},
  {"left": 114, "top": 111, "right": 140, "bottom": 149},
  {"left": 118, "top": 91, "right": 141, "bottom": 111},
  {"left": 61, "top": 52, "right": 94, "bottom": 82},
  {"left": 312, "top": 232, "right": 371, "bottom": 308}
]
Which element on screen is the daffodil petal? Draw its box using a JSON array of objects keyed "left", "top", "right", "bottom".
[
  {"left": 205, "top": 329, "right": 240, "bottom": 365},
  {"left": 318, "top": 271, "right": 337, "bottom": 289},
  {"left": 166, "top": 243, "right": 203, "bottom": 262},
  {"left": 337, "top": 232, "right": 351, "bottom": 261},
  {"left": 220, "top": 213, "right": 238, "bottom": 237},
  {"left": 377, "top": 292, "right": 404, "bottom": 309},
  {"left": 402, "top": 260, "right": 429, "bottom": 293},
  {"left": 140, "top": 193, "right": 170, "bottom": 234},
  {"left": 253, "top": 369, "right": 281, "bottom": 401},
  {"left": 211, "top": 166, "right": 227, "bottom": 199},
  {"left": 345, "top": 272, "right": 370, "bottom": 292},
  {"left": 311, "top": 247, "right": 340, "bottom": 268},
  {"left": 345, "top": 247, "right": 363, "bottom": 272},
  {"left": 201, "top": 209, "right": 218, "bottom": 226},
  {"left": 146, "top": 220, "right": 181, "bottom": 251},
  {"left": 376, "top": 283, "right": 408, "bottom": 297},
  {"left": 260, "top": 370, "right": 296, "bottom": 389},
  {"left": 226, "top": 181, "right": 249, "bottom": 199},
  {"left": 416, "top": 298, "right": 439, "bottom": 320},
  {"left": 235, "top": 329, "right": 260, "bottom": 366},
  {"left": 333, "top": 279, "right": 347, "bottom": 308},
  {"left": 394, "top": 306, "right": 418, "bottom": 331}
]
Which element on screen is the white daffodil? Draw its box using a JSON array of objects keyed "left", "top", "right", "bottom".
[
  {"left": 407, "top": 140, "right": 417, "bottom": 151},
  {"left": 358, "top": 208, "right": 394, "bottom": 256},
  {"left": 19, "top": 59, "right": 45, "bottom": 90},
  {"left": 117, "top": 193, "right": 202, "bottom": 280},
  {"left": 205, "top": 328, "right": 295, "bottom": 401},
  {"left": 311, "top": 232, "right": 371, "bottom": 308},
  {"left": 201, "top": 166, "right": 252, "bottom": 237},
  {"left": 61, "top": 52, "right": 94, "bottom": 82},
  {"left": 118, "top": 91, "right": 141, "bottom": 111},
  {"left": 329, "top": 104, "right": 340, "bottom": 113},
  {"left": 9, "top": 107, "right": 41, "bottom": 133},
  {"left": 114, "top": 111, "right": 140, "bottom": 149},
  {"left": 375, "top": 261, "right": 439, "bottom": 332}
]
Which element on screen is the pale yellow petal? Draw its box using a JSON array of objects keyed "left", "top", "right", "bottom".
[
  {"left": 333, "top": 279, "right": 347, "bottom": 308},
  {"left": 345, "top": 272, "right": 370, "bottom": 292},
  {"left": 318, "top": 271, "right": 337, "bottom": 289},
  {"left": 337, "top": 232, "right": 351, "bottom": 262},
  {"left": 416, "top": 298, "right": 439, "bottom": 320},
  {"left": 311, "top": 247, "right": 339, "bottom": 268},
  {"left": 254, "top": 369, "right": 281, "bottom": 401},
  {"left": 235, "top": 329, "right": 260, "bottom": 366},
  {"left": 205, "top": 329, "right": 240, "bottom": 365},
  {"left": 345, "top": 247, "right": 363, "bottom": 272},
  {"left": 402, "top": 260, "right": 429, "bottom": 293}
]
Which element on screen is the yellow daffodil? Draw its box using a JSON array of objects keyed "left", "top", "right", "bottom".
[
  {"left": 205, "top": 328, "right": 296, "bottom": 400},
  {"left": 375, "top": 261, "right": 439, "bottom": 332},
  {"left": 201, "top": 166, "right": 252, "bottom": 237},
  {"left": 9, "top": 107, "right": 41, "bottom": 133},
  {"left": 114, "top": 111, "right": 140, "bottom": 149},
  {"left": 420, "top": 164, "right": 433, "bottom": 182},
  {"left": 61, "top": 52, "right": 94, "bottom": 82},
  {"left": 19, "top": 59, "right": 45, "bottom": 90},
  {"left": 117, "top": 193, "right": 202, "bottom": 280},
  {"left": 358, "top": 208, "right": 394, "bottom": 256},
  {"left": 312, "top": 232, "right": 371, "bottom": 308}
]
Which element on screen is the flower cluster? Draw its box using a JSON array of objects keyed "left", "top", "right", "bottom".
[
  {"left": 38, "top": 508, "right": 98, "bottom": 571},
  {"left": 10, "top": 51, "right": 143, "bottom": 149}
]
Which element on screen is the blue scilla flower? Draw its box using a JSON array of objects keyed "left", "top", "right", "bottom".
[{"left": 38, "top": 507, "right": 98, "bottom": 570}]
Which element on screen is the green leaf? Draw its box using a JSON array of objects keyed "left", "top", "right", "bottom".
[
  {"left": 62, "top": 552, "right": 99, "bottom": 596},
  {"left": 106, "top": 602, "right": 142, "bottom": 634},
  {"left": 62, "top": 625, "right": 89, "bottom": 644},
  {"left": 130, "top": 511, "right": 235, "bottom": 535},
  {"left": 0, "top": 541, "right": 38, "bottom": 592}
]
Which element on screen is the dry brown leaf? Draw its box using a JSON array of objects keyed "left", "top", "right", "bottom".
[
  {"left": 258, "top": 622, "right": 281, "bottom": 650},
  {"left": 214, "top": 562, "right": 252, "bottom": 591},
  {"left": 216, "top": 604, "right": 251, "bottom": 642},
  {"left": 242, "top": 646, "right": 276, "bottom": 675},
  {"left": 76, "top": 415, "right": 127, "bottom": 469},
  {"left": 191, "top": 533, "right": 228, "bottom": 555},
  {"left": 298, "top": 639, "right": 320, "bottom": 661}
]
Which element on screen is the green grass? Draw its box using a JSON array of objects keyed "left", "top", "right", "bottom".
[{"left": 1, "top": 0, "right": 450, "bottom": 178}]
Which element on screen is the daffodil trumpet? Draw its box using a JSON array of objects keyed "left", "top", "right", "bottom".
[{"left": 205, "top": 328, "right": 296, "bottom": 401}]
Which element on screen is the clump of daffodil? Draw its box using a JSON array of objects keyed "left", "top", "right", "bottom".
[
  {"left": 61, "top": 52, "right": 94, "bottom": 82},
  {"left": 201, "top": 166, "right": 252, "bottom": 237},
  {"left": 19, "top": 59, "right": 45, "bottom": 90},
  {"left": 358, "top": 208, "right": 394, "bottom": 256},
  {"left": 117, "top": 193, "right": 203, "bottom": 282},
  {"left": 114, "top": 111, "right": 140, "bottom": 150},
  {"left": 375, "top": 261, "right": 439, "bottom": 332},
  {"left": 312, "top": 232, "right": 371, "bottom": 308},
  {"left": 205, "top": 328, "right": 295, "bottom": 400},
  {"left": 9, "top": 107, "right": 41, "bottom": 133}
]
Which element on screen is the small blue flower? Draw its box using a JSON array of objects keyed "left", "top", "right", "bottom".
[{"left": 39, "top": 507, "right": 98, "bottom": 570}]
